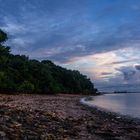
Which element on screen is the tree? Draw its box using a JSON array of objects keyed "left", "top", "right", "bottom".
[
  {"left": 0, "top": 29, "right": 98, "bottom": 94},
  {"left": 18, "top": 81, "right": 35, "bottom": 93},
  {"left": 0, "top": 29, "right": 7, "bottom": 44}
]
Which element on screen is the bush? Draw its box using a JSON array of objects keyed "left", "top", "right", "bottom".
[{"left": 18, "top": 81, "right": 35, "bottom": 93}]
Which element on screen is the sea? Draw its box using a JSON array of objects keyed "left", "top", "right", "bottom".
[{"left": 84, "top": 93, "right": 140, "bottom": 118}]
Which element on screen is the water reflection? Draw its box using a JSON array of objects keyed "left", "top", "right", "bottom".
[{"left": 87, "top": 93, "right": 140, "bottom": 118}]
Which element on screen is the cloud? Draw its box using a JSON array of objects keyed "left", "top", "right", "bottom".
[
  {"left": 60, "top": 47, "right": 140, "bottom": 92},
  {"left": 116, "top": 67, "right": 136, "bottom": 81},
  {"left": 101, "top": 72, "right": 112, "bottom": 75},
  {"left": 107, "top": 59, "right": 140, "bottom": 65},
  {"left": 135, "top": 65, "right": 140, "bottom": 71},
  {"left": 0, "top": 0, "right": 140, "bottom": 63}
]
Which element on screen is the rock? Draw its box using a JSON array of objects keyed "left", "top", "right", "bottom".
[
  {"left": 116, "top": 116, "right": 121, "bottom": 119},
  {"left": 94, "top": 130, "right": 115, "bottom": 138},
  {"left": 47, "top": 133, "right": 55, "bottom": 140},
  {"left": 0, "top": 131, "right": 6, "bottom": 137},
  {"left": 27, "top": 135, "right": 39, "bottom": 140}
]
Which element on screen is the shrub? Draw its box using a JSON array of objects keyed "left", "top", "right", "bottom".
[{"left": 18, "top": 81, "right": 35, "bottom": 93}]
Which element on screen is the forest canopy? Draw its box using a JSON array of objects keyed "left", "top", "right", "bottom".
[{"left": 0, "top": 29, "right": 97, "bottom": 94}]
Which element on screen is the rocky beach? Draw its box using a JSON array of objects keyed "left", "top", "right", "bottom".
[{"left": 0, "top": 94, "right": 139, "bottom": 140}]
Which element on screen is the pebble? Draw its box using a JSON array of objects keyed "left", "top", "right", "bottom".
[
  {"left": 0, "top": 131, "right": 6, "bottom": 137},
  {"left": 116, "top": 116, "right": 121, "bottom": 119}
]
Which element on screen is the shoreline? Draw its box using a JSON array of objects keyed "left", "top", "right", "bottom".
[
  {"left": 0, "top": 94, "right": 139, "bottom": 139},
  {"left": 80, "top": 95, "right": 140, "bottom": 124}
]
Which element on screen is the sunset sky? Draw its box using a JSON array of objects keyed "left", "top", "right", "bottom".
[{"left": 1, "top": 0, "right": 140, "bottom": 91}]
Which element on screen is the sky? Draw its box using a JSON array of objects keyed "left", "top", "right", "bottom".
[{"left": 0, "top": 0, "right": 140, "bottom": 92}]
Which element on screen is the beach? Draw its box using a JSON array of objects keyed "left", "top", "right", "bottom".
[{"left": 0, "top": 94, "right": 139, "bottom": 140}]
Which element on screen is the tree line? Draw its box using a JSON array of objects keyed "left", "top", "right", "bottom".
[{"left": 0, "top": 29, "right": 97, "bottom": 94}]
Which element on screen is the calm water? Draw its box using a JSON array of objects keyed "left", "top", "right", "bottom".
[{"left": 86, "top": 93, "right": 140, "bottom": 118}]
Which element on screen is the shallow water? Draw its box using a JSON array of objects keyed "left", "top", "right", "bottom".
[{"left": 86, "top": 93, "right": 140, "bottom": 118}]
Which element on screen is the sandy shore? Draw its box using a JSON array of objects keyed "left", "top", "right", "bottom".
[{"left": 0, "top": 94, "right": 139, "bottom": 140}]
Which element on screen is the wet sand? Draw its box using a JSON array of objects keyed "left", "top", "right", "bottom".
[{"left": 0, "top": 94, "right": 139, "bottom": 140}]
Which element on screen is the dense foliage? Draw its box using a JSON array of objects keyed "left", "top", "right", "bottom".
[{"left": 0, "top": 29, "right": 97, "bottom": 94}]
